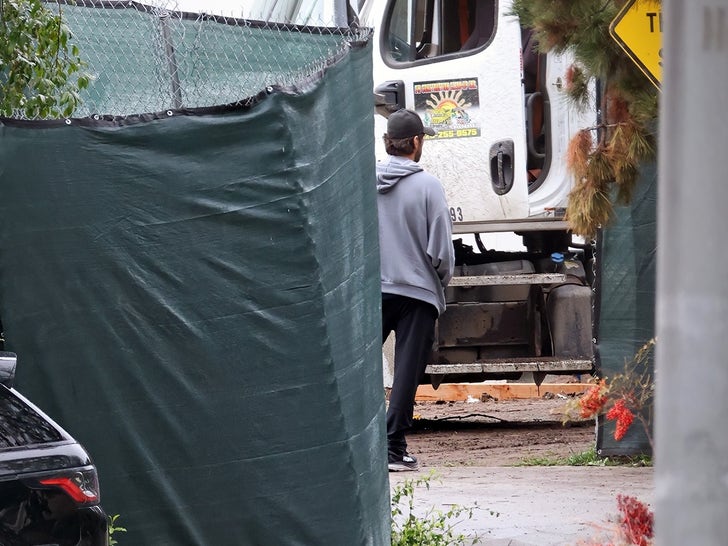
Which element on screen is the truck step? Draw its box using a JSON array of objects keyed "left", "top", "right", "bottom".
[
  {"left": 425, "top": 357, "right": 593, "bottom": 375},
  {"left": 448, "top": 273, "right": 567, "bottom": 286}
]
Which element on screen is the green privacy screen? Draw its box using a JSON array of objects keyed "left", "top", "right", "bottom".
[
  {"left": 0, "top": 24, "right": 388, "bottom": 546},
  {"left": 595, "top": 164, "right": 657, "bottom": 456}
]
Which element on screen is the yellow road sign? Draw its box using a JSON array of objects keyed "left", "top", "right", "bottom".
[{"left": 610, "top": 0, "right": 662, "bottom": 88}]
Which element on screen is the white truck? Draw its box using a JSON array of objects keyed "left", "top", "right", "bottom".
[{"left": 359, "top": 0, "right": 597, "bottom": 387}]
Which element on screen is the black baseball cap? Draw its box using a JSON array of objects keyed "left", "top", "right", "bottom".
[{"left": 386, "top": 108, "right": 436, "bottom": 138}]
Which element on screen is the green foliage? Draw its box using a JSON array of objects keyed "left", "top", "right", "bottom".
[
  {"left": 517, "top": 447, "right": 652, "bottom": 467},
  {"left": 108, "top": 514, "right": 127, "bottom": 546},
  {"left": 511, "top": 0, "right": 656, "bottom": 110},
  {"left": 0, "top": 0, "right": 90, "bottom": 118},
  {"left": 566, "top": 447, "right": 607, "bottom": 466},
  {"left": 391, "top": 470, "right": 494, "bottom": 546},
  {"left": 516, "top": 448, "right": 602, "bottom": 467}
]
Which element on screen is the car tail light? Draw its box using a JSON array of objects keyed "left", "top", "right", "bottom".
[{"left": 36, "top": 468, "right": 100, "bottom": 504}]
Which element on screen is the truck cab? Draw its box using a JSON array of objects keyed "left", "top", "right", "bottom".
[{"left": 361, "top": 0, "right": 596, "bottom": 386}]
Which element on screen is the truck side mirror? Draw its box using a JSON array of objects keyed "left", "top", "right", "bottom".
[{"left": 374, "top": 80, "right": 405, "bottom": 118}]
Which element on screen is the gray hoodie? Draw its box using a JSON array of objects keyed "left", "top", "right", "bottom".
[{"left": 376, "top": 155, "right": 454, "bottom": 315}]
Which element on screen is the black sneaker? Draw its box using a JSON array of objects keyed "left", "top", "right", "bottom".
[{"left": 388, "top": 452, "right": 419, "bottom": 472}]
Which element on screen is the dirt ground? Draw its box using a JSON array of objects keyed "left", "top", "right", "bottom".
[{"left": 407, "top": 396, "right": 595, "bottom": 467}]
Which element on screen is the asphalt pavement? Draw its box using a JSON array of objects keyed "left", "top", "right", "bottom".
[{"left": 390, "top": 465, "right": 654, "bottom": 545}]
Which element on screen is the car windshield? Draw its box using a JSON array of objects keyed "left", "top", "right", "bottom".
[{"left": 0, "top": 389, "right": 63, "bottom": 448}]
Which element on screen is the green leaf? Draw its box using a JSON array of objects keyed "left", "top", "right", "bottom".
[{"left": 1, "top": 0, "right": 86, "bottom": 119}]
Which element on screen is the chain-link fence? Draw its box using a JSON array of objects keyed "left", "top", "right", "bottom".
[{"left": 24, "top": 1, "right": 368, "bottom": 119}]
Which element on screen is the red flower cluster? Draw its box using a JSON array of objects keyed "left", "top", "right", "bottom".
[
  {"left": 579, "top": 379, "right": 608, "bottom": 418},
  {"left": 616, "top": 494, "right": 653, "bottom": 546},
  {"left": 606, "top": 399, "right": 635, "bottom": 441}
]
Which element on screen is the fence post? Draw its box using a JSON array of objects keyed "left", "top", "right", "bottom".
[{"left": 158, "top": 10, "right": 183, "bottom": 110}]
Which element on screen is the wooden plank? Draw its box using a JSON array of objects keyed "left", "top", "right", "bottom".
[{"left": 415, "top": 383, "right": 592, "bottom": 402}]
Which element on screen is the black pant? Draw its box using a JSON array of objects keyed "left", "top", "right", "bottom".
[{"left": 382, "top": 294, "right": 438, "bottom": 458}]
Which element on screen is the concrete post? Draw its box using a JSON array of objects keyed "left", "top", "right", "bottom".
[{"left": 656, "top": 1, "right": 728, "bottom": 544}]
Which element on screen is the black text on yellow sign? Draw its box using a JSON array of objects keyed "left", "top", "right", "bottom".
[{"left": 610, "top": 0, "right": 663, "bottom": 88}]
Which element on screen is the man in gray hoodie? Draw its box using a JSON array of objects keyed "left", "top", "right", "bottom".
[{"left": 377, "top": 108, "right": 455, "bottom": 471}]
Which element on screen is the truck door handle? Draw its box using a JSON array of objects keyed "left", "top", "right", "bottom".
[
  {"left": 489, "top": 140, "right": 515, "bottom": 195},
  {"left": 374, "top": 80, "right": 405, "bottom": 117}
]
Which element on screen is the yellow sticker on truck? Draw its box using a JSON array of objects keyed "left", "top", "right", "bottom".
[{"left": 414, "top": 78, "right": 481, "bottom": 139}]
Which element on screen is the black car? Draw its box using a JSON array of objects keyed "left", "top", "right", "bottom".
[{"left": 0, "top": 351, "right": 108, "bottom": 546}]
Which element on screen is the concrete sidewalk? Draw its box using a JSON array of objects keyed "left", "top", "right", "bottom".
[{"left": 390, "top": 465, "right": 654, "bottom": 545}]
